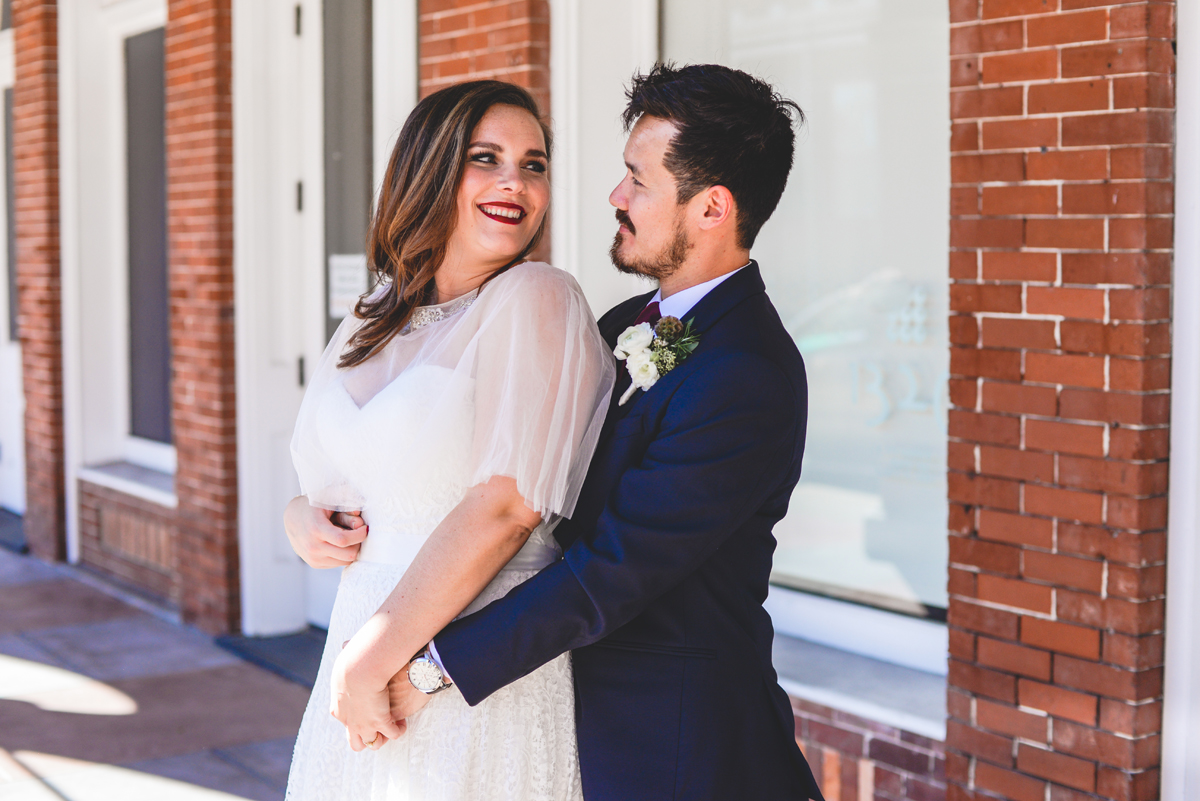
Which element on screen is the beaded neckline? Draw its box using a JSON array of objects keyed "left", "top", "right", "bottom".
[{"left": 402, "top": 288, "right": 480, "bottom": 335}]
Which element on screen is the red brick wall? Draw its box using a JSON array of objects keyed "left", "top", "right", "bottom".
[
  {"left": 946, "top": 2, "right": 1173, "bottom": 799},
  {"left": 13, "top": 0, "right": 65, "bottom": 561},
  {"left": 166, "top": 0, "right": 239, "bottom": 634},
  {"left": 418, "top": 0, "right": 550, "bottom": 112},
  {"left": 795, "top": 698, "right": 947, "bottom": 801}
]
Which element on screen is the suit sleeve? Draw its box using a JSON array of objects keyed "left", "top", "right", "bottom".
[{"left": 434, "top": 350, "right": 801, "bottom": 705}]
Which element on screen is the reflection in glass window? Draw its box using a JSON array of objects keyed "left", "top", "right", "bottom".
[{"left": 663, "top": 0, "right": 950, "bottom": 613}]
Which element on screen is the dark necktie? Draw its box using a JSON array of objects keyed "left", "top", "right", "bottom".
[{"left": 633, "top": 301, "right": 661, "bottom": 327}]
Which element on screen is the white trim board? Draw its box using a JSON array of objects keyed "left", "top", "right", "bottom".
[
  {"left": 765, "top": 585, "right": 949, "bottom": 676},
  {"left": 371, "top": 0, "right": 418, "bottom": 191},
  {"left": 1163, "top": 0, "right": 1199, "bottom": 796},
  {"left": 58, "top": 0, "right": 170, "bottom": 563}
]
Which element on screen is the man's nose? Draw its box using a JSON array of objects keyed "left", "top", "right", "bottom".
[{"left": 609, "top": 177, "right": 628, "bottom": 208}]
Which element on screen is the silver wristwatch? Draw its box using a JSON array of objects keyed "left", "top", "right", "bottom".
[{"left": 407, "top": 649, "right": 452, "bottom": 694}]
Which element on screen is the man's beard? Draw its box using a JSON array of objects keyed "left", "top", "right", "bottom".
[{"left": 609, "top": 212, "right": 691, "bottom": 280}]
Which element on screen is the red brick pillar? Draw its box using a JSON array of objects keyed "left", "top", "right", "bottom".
[
  {"left": 947, "top": 2, "right": 1173, "bottom": 800},
  {"left": 13, "top": 0, "right": 65, "bottom": 562},
  {"left": 166, "top": 0, "right": 239, "bottom": 634}
]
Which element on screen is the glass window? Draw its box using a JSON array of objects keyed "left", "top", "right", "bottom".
[
  {"left": 125, "top": 27, "right": 171, "bottom": 444},
  {"left": 1, "top": 0, "right": 10, "bottom": 32},
  {"left": 663, "top": 0, "right": 950, "bottom": 614}
]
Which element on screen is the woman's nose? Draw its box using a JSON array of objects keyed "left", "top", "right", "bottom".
[{"left": 496, "top": 163, "right": 525, "bottom": 192}]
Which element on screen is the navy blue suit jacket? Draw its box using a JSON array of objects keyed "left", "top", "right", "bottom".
[{"left": 436, "top": 263, "right": 823, "bottom": 801}]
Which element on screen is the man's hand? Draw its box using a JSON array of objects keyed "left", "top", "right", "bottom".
[
  {"left": 284, "top": 495, "right": 368, "bottom": 568},
  {"left": 387, "top": 666, "right": 433, "bottom": 722}
]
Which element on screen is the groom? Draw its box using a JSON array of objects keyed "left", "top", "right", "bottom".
[{"left": 415, "top": 64, "right": 821, "bottom": 801}]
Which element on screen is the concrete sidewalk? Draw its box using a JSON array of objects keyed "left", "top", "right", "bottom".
[{"left": 0, "top": 548, "right": 311, "bottom": 800}]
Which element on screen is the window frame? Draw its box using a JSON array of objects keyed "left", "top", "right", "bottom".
[
  {"left": 59, "top": 0, "right": 171, "bottom": 561},
  {"left": 550, "top": 0, "right": 951, "bottom": 674}
]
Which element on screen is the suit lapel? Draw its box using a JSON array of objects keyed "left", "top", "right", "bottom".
[{"left": 606, "top": 263, "right": 768, "bottom": 416}]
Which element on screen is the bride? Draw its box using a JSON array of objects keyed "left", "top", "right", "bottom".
[{"left": 283, "top": 81, "right": 615, "bottom": 800}]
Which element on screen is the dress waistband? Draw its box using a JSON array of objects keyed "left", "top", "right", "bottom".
[{"left": 356, "top": 527, "right": 560, "bottom": 572}]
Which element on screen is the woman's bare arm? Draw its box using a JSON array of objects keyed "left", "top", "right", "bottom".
[{"left": 331, "top": 475, "right": 541, "bottom": 749}]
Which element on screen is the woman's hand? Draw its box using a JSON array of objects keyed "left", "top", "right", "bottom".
[
  {"left": 284, "top": 495, "right": 368, "bottom": 568},
  {"left": 330, "top": 645, "right": 405, "bottom": 752}
]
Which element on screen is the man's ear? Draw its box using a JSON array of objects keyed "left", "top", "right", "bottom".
[{"left": 696, "top": 185, "right": 736, "bottom": 231}]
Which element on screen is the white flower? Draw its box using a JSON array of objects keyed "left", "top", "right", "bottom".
[
  {"left": 627, "top": 351, "right": 660, "bottom": 390},
  {"left": 614, "top": 323, "right": 654, "bottom": 360},
  {"left": 618, "top": 352, "right": 661, "bottom": 406}
]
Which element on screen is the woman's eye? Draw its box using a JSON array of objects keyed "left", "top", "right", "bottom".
[
  {"left": 470, "top": 152, "right": 497, "bottom": 164},
  {"left": 525, "top": 161, "right": 547, "bottom": 173}
]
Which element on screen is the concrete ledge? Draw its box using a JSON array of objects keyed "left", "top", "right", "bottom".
[{"left": 773, "top": 633, "right": 946, "bottom": 741}]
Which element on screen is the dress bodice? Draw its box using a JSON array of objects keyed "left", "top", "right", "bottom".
[{"left": 314, "top": 362, "right": 562, "bottom": 570}]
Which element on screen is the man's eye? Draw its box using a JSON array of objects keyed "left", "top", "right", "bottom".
[{"left": 631, "top": 177, "right": 644, "bottom": 187}]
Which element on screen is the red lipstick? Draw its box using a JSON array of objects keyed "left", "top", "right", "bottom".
[{"left": 478, "top": 201, "right": 526, "bottom": 225}]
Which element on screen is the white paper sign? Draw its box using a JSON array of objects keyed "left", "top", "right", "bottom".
[{"left": 328, "top": 253, "right": 369, "bottom": 319}]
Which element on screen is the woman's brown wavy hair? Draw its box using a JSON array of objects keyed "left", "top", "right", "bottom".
[{"left": 338, "top": 80, "right": 552, "bottom": 369}]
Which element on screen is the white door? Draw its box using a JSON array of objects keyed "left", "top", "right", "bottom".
[
  {"left": 234, "top": 0, "right": 416, "bottom": 635},
  {"left": 234, "top": 0, "right": 325, "bottom": 635},
  {"left": 0, "top": 26, "right": 21, "bottom": 515}
]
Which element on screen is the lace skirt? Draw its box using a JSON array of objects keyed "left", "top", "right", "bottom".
[{"left": 285, "top": 561, "right": 583, "bottom": 801}]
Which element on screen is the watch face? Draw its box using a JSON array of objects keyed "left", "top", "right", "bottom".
[{"left": 409, "top": 658, "right": 443, "bottom": 693}]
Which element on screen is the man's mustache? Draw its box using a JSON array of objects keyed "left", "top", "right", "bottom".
[{"left": 615, "top": 210, "right": 636, "bottom": 235}]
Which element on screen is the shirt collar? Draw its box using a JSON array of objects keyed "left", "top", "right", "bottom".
[{"left": 649, "top": 264, "right": 750, "bottom": 321}]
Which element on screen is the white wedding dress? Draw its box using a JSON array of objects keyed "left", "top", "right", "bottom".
[{"left": 285, "top": 263, "right": 615, "bottom": 801}]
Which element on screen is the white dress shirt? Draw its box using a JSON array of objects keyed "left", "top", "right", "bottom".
[
  {"left": 428, "top": 263, "right": 750, "bottom": 681},
  {"left": 648, "top": 264, "right": 747, "bottom": 321}
]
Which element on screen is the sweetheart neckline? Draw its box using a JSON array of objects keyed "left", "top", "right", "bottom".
[{"left": 336, "top": 364, "right": 464, "bottom": 412}]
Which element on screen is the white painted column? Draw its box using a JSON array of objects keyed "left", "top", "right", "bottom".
[{"left": 1163, "top": 0, "right": 1200, "bottom": 795}]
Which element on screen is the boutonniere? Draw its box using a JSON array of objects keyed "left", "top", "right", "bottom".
[{"left": 613, "top": 316, "right": 700, "bottom": 406}]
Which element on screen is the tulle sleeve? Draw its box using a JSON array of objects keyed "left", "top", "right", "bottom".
[
  {"left": 466, "top": 263, "right": 616, "bottom": 519},
  {"left": 290, "top": 307, "right": 368, "bottom": 512}
]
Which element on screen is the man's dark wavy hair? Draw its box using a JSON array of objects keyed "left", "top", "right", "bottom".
[{"left": 621, "top": 63, "right": 803, "bottom": 250}]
